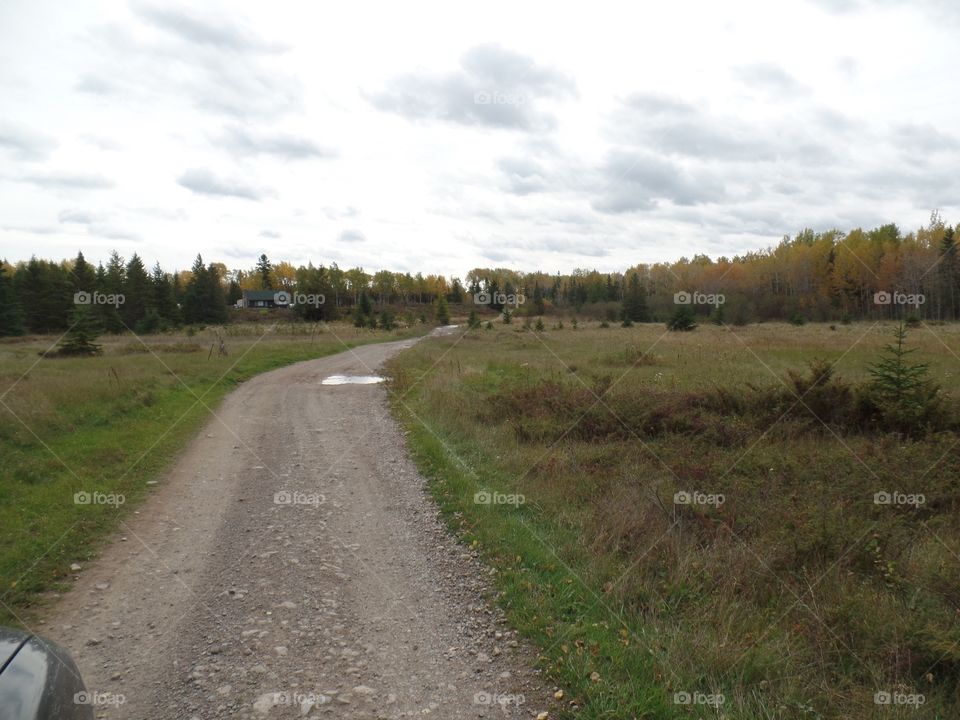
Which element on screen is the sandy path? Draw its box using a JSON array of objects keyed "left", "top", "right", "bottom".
[{"left": 44, "top": 333, "right": 548, "bottom": 719}]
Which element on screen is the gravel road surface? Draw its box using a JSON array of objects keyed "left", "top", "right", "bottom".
[{"left": 44, "top": 333, "right": 550, "bottom": 719}]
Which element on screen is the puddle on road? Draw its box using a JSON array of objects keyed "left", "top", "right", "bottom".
[{"left": 321, "top": 374, "right": 385, "bottom": 385}]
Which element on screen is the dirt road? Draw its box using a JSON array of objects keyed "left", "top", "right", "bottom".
[{"left": 44, "top": 334, "right": 548, "bottom": 719}]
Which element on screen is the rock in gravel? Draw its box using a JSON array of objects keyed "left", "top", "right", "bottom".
[{"left": 253, "top": 692, "right": 279, "bottom": 715}]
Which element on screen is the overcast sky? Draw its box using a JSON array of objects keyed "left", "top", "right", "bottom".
[{"left": 1, "top": 0, "right": 958, "bottom": 277}]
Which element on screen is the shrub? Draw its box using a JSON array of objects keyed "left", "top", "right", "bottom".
[{"left": 667, "top": 306, "right": 697, "bottom": 331}]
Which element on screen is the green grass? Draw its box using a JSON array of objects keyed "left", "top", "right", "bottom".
[
  {"left": 387, "top": 320, "right": 960, "bottom": 720},
  {"left": 0, "top": 322, "right": 424, "bottom": 626}
]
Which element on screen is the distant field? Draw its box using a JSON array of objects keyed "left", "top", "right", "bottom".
[
  {"left": 388, "top": 321, "right": 960, "bottom": 719},
  {"left": 0, "top": 322, "right": 423, "bottom": 626}
]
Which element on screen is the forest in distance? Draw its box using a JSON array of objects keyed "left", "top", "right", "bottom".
[{"left": 2, "top": 213, "right": 959, "bottom": 337}]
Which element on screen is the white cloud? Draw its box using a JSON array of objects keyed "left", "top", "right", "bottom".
[{"left": 1, "top": 0, "right": 959, "bottom": 275}]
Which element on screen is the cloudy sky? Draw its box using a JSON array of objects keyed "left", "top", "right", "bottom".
[{"left": 1, "top": 0, "right": 958, "bottom": 277}]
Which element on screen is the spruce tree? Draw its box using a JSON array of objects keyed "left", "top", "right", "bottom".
[
  {"left": 123, "top": 253, "right": 152, "bottom": 329},
  {"left": 622, "top": 274, "right": 650, "bottom": 322},
  {"left": 56, "top": 305, "right": 102, "bottom": 356},
  {"left": 71, "top": 251, "right": 97, "bottom": 294},
  {"left": 435, "top": 295, "right": 450, "bottom": 325},
  {"left": 256, "top": 254, "right": 273, "bottom": 289},
  {"left": 667, "top": 306, "right": 697, "bottom": 331},
  {"left": 867, "top": 322, "right": 940, "bottom": 430},
  {"left": 0, "top": 262, "right": 23, "bottom": 336}
]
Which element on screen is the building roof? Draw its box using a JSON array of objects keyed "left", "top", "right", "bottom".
[{"left": 242, "top": 290, "right": 281, "bottom": 301}]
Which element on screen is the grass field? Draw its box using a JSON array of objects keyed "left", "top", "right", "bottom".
[
  {"left": 0, "top": 321, "right": 423, "bottom": 627},
  {"left": 387, "top": 320, "right": 960, "bottom": 719}
]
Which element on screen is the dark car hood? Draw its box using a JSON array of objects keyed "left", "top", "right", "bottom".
[
  {"left": 0, "top": 628, "right": 93, "bottom": 720},
  {"left": 0, "top": 628, "right": 30, "bottom": 676}
]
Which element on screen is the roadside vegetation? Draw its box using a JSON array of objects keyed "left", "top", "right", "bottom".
[
  {"left": 388, "top": 320, "right": 960, "bottom": 719},
  {"left": 0, "top": 322, "right": 422, "bottom": 627}
]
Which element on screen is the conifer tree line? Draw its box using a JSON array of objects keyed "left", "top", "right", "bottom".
[{"left": 1, "top": 215, "right": 958, "bottom": 336}]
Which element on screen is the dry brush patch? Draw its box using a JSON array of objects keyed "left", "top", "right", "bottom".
[{"left": 388, "top": 322, "right": 960, "bottom": 719}]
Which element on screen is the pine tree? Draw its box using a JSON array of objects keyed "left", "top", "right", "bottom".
[
  {"left": 622, "top": 274, "right": 650, "bottom": 322},
  {"left": 100, "top": 251, "right": 126, "bottom": 333},
  {"left": 467, "top": 310, "right": 481, "bottom": 329},
  {"left": 152, "top": 263, "right": 179, "bottom": 327},
  {"left": 447, "top": 278, "right": 465, "bottom": 304},
  {"left": 532, "top": 284, "right": 545, "bottom": 315},
  {"left": 14, "top": 257, "right": 71, "bottom": 333},
  {"left": 0, "top": 262, "right": 23, "bottom": 336},
  {"left": 867, "top": 323, "right": 940, "bottom": 431},
  {"left": 71, "top": 251, "right": 97, "bottom": 294},
  {"left": 354, "top": 290, "right": 372, "bottom": 327},
  {"left": 181, "top": 256, "right": 227, "bottom": 325},
  {"left": 940, "top": 227, "right": 957, "bottom": 320},
  {"left": 667, "top": 306, "right": 697, "bottom": 331},
  {"left": 123, "top": 253, "right": 152, "bottom": 329},
  {"left": 56, "top": 305, "right": 102, "bottom": 356},
  {"left": 256, "top": 254, "right": 273, "bottom": 289},
  {"left": 435, "top": 295, "right": 450, "bottom": 325}
]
